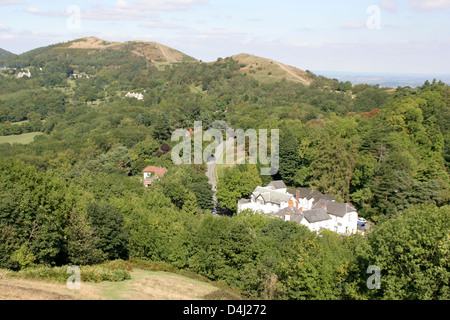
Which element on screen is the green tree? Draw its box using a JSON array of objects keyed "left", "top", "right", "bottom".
[
  {"left": 65, "top": 210, "right": 104, "bottom": 265},
  {"left": 86, "top": 202, "right": 129, "bottom": 261},
  {"left": 217, "top": 165, "right": 262, "bottom": 213},
  {"left": 355, "top": 204, "right": 449, "bottom": 300},
  {"left": 153, "top": 112, "right": 171, "bottom": 141},
  {"left": 310, "top": 134, "right": 357, "bottom": 202}
]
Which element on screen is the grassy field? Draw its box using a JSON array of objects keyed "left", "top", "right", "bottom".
[
  {"left": 0, "top": 269, "right": 237, "bottom": 300},
  {"left": 0, "top": 132, "right": 44, "bottom": 144}
]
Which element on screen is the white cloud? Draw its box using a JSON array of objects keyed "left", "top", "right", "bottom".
[
  {"left": 24, "top": 0, "right": 207, "bottom": 21},
  {"left": 25, "top": 7, "right": 42, "bottom": 14},
  {"left": 410, "top": 0, "right": 450, "bottom": 11},
  {"left": 24, "top": 6, "right": 68, "bottom": 17},
  {"left": 0, "top": 0, "right": 22, "bottom": 5}
]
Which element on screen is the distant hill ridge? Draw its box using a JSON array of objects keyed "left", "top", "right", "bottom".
[
  {"left": 0, "top": 48, "right": 15, "bottom": 60},
  {"left": 1, "top": 36, "right": 315, "bottom": 84},
  {"left": 58, "top": 36, "right": 197, "bottom": 64}
]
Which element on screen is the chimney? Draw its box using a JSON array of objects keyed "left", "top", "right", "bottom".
[
  {"left": 288, "top": 200, "right": 294, "bottom": 209},
  {"left": 284, "top": 210, "right": 291, "bottom": 222}
]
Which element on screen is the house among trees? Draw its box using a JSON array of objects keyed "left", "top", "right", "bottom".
[
  {"left": 17, "top": 70, "right": 31, "bottom": 78},
  {"left": 125, "top": 92, "right": 144, "bottom": 100},
  {"left": 71, "top": 73, "right": 90, "bottom": 79},
  {"left": 237, "top": 180, "right": 358, "bottom": 235},
  {"left": 142, "top": 166, "right": 167, "bottom": 187}
]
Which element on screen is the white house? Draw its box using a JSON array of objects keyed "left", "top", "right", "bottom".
[
  {"left": 17, "top": 70, "right": 31, "bottom": 78},
  {"left": 318, "top": 201, "right": 358, "bottom": 235},
  {"left": 237, "top": 181, "right": 298, "bottom": 215},
  {"left": 125, "top": 92, "right": 144, "bottom": 100},
  {"left": 142, "top": 166, "right": 168, "bottom": 187},
  {"left": 238, "top": 181, "right": 358, "bottom": 235},
  {"left": 238, "top": 185, "right": 297, "bottom": 215}
]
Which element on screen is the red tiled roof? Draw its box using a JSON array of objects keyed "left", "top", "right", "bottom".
[{"left": 142, "top": 166, "right": 168, "bottom": 178}]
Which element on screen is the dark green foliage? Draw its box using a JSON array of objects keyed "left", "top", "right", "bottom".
[
  {"left": 86, "top": 202, "right": 129, "bottom": 261},
  {"left": 277, "top": 133, "right": 301, "bottom": 185}
]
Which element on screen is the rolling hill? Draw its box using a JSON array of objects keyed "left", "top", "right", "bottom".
[
  {"left": 231, "top": 53, "right": 313, "bottom": 85},
  {"left": 0, "top": 48, "right": 15, "bottom": 60},
  {"left": 0, "top": 36, "right": 197, "bottom": 71},
  {"left": 1, "top": 37, "right": 316, "bottom": 85},
  {"left": 59, "top": 36, "right": 197, "bottom": 65}
]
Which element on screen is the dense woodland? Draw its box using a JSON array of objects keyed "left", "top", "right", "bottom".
[{"left": 0, "top": 44, "right": 449, "bottom": 300}]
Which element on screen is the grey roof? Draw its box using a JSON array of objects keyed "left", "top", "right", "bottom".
[
  {"left": 267, "top": 180, "right": 287, "bottom": 190},
  {"left": 302, "top": 208, "right": 332, "bottom": 223},
  {"left": 238, "top": 198, "right": 250, "bottom": 204},
  {"left": 274, "top": 207, "right": 304, "bottom": 223},
  {"left": 325, "top": 202, "right": 355, "bottom": 217},
  {"left": 253, "top": 187, "right": 292, "bottom": 205},
  {"left": 275, "top": 206, "right": 301, "bottom": 216},
  {"left": 288, "top": 187, "right": 335, "bottom": 204},
  {"left": 312, "top": 198, "right": 331, "bottom": 208}
]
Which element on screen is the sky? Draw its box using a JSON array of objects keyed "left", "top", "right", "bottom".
[{"left": 0, "top": 0, "right": 449, "bottom": 75}]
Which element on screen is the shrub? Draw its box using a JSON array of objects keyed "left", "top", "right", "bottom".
[{"left": 9, "top": 260, "right": 131, "bottom": 283}]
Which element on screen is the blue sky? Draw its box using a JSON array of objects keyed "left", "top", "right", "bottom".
[{"left": 0, "top": 0, "right": 449, "bottom": 74}]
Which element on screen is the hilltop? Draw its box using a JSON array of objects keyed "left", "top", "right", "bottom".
[
  {"left": 231, "top": 53, "right": 313, "bottom": 85},
  {"left": 59, "top": 36, "right": 197, "bottom": 65}
]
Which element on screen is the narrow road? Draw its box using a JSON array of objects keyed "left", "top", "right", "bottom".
[{"left": 206, "top": 135, "right": 235, "bottom": 208}]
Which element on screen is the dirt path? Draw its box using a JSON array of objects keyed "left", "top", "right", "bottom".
[
  {"left": 156, "top": 43, "right": 172, "bottom": 62},
  {"left": 274, "top": 61, "right": 310, "bottom": 84},
  {"left": 206, "top": 136, "right": 236, "bottom": 208}
]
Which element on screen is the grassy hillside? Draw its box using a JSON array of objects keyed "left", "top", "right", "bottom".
[
  {"left": 0, "top": 269, "right": 237, "bottom": 300},
  {"left": 231, "top": 53, "right": 313, "bottom": 85},
  {"left": 0, "top": 132, "right": 43, "bottom": 144},
  {"left": 0, "top": 36, "right": 196, "bottom": 71}
]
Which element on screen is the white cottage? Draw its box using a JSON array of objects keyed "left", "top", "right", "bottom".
[{"left": 237, "top": 185, "right": 297, "bottom": 215}]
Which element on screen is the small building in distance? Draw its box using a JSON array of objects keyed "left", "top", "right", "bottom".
[
  {"left": 125, "top": 92, "right": 144, "bottom": 100},
  {"left": 142, "top": 166, "right": 167, "bottom": 187},
  {"left": 17, "top": 70, "right": 31, "bottom": 78}
]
